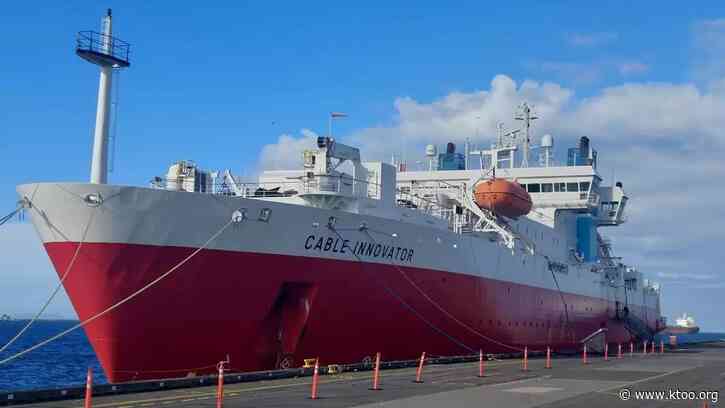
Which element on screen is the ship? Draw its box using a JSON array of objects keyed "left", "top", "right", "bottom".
[
  {"left": 15, "top": 11, "right": 664, "bottom": 383},
  {"left": 665, "top": 313, "right": 699, "bottom": 335}
]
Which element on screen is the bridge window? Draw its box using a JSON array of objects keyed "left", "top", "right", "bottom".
[
  {"left": 527, "top": 184, "right": 540, "bottom": 193},
  {"left": 554, "top": 182, "right": 565, "bottom": 192},
  {"left": 566, "top": 182, "right": 579, "bottom": 192},
  {"left": 541, "top": 183, "right": 553, "bottom": 192},
  {"left": 580, "top": 181, "right": 591, "bottom": 192}
]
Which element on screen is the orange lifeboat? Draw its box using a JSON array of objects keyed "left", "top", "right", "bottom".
[{"left": 473, "top": 178, "right": 532, "bottom": 218}]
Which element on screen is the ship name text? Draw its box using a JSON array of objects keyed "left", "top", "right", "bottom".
[{"left": 304, "top": 234, "right": 414, "bottom": 262}]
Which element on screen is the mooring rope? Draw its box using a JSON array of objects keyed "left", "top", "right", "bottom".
[
  {"left": 328, "top": 226, "right": 475, "bottom": 354},
  {"left": 0, "top": 207, "right": 96, "bottom": 354},
  {"left": 0, "top": 216, "right": 235, "bottom": 367},
  {"left": 0, "top": 205, "right": 22, "bottom": 226},
  {"left": 333, "top": 223, "right": 527, "bottom": 353},
  {"left": 367, "top": 228, "right": 527, "bottom": 353}
]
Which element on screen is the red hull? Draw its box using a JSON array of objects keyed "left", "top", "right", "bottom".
[{"left": 45, "top": 242, "right": 655, "bottom": 383}]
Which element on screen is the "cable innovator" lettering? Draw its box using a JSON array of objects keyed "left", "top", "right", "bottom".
[{"left": 303, "top": 234, "right": 414, "bottom": 262}]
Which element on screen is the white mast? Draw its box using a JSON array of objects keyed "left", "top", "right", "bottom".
[
  {"left": 90, "top": 11, "right": 113, "bottom": 184},
  {"left": 77, "top": 9, "right": 130, "bottom": 184},
  {"left": 515, "top": 102, "right": 538, "bottom": 168}
]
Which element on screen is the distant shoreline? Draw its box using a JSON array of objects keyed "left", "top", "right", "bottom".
[{"left": 1, "top": 318, "right": 79, "bottom": 322}]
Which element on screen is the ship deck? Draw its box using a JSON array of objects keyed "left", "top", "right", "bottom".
[{"left": 7, "top": 342, "right": 725, "bottom": 408}]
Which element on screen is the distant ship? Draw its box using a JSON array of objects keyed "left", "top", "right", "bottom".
[
  {"left": 665, "top": 313, "right": 699, "bottom": 335},
  {"left": 0, "top": 314, "right": 11, "bottom": 321}
]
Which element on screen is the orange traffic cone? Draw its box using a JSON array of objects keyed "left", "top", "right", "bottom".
[
  {"left": 414, "top": 352, "right": 426, "bottom": 383},
  {"left": 310, "top": 358, "right": 320, "bottom": 399},
  {"left": 545, "top": 346, "right": 552, "bottom": 369},
  {"left": 370, "top": 352, "right": 382, "bottom": 390},
  {"left": 84, "top": 368, "right": 93, "bottom": 408}
]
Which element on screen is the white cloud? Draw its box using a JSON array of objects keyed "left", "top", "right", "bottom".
[
  {"left": 258, "top": 129, "right": 319, "bottom": 170},
  {"left": 346, "top": 75, "right": 573, "bottom": 160},
  {"left": 566, "top": 32, "right": 618, "bottom": 47},
  {"left": 256, "top": 74, "right": 725, "bottom": 299},
  {"left": 560, "top": 82, "right": 725, "bottom": 143}
]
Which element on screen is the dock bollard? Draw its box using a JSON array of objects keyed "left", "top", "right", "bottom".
[
  {"left": 545, "top": 346, "right": 552, "bottom": 369},
  {"left": 370, "top": 352, "right": 382, "bottom": 391},
  {"left": 310, "top": 358, "right": 320, "bottom": 399},
  {"left": 414, "top": 352, "right": 426, "bottom": 383},
  {"left": 84, "top": 368, "right": 93, "bottom": 408},
  {"left": 216, "top": 361, "right": 225, "bottom": 408},
  {"left": 604, "top": 343, "right": 609, "bottom": 361},
  {"left": 582, "top": 344, "right": 589, "bottom": 365},
  {"left": 522, "top": 347, "right": 529, "bottom": 371},
  {"left": 618, "top": 343, "right": 623, "bottom": 359},
  {"left": 478, "top": 350, "right": 485, "bottom": 377}
]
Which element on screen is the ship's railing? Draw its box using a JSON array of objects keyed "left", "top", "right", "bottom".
[
  {"left": 76, "top": 31, "right": 131, "bottom": 66},
  {"left": 149, "top": 177, "right": 303, "bottom": 198},
  {"left": 395, "top": 181, "right": 469, "bottom": 231},
  {"left": 151, "top": 174, "right": 386, "bottom": 201}
]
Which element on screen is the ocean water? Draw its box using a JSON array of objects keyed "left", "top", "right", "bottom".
[
  {"left": 0, "top": 320, "right": 106, "bottom": 392},
  {"left": 0, "top": 320, "right": 723, "bottom": 393},
  {"left": 654, "top": 331, "right": 725, "bottom": 344}
]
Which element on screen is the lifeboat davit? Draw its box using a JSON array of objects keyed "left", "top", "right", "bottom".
[{"left": 473, "top": 178, "right": 532, "bottom": 218}]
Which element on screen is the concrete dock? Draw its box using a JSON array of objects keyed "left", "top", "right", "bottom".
[{"left": 10, "top": 343, "right": 725, "bottom": 407}]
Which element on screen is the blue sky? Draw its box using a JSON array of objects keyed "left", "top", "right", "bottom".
[{"left": 2, "top": 2, "right": 725, "bottom": 329}]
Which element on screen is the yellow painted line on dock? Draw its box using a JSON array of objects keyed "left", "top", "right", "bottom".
[{"left": 78, "top": 359, "right": 526, "bottom": 408}]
